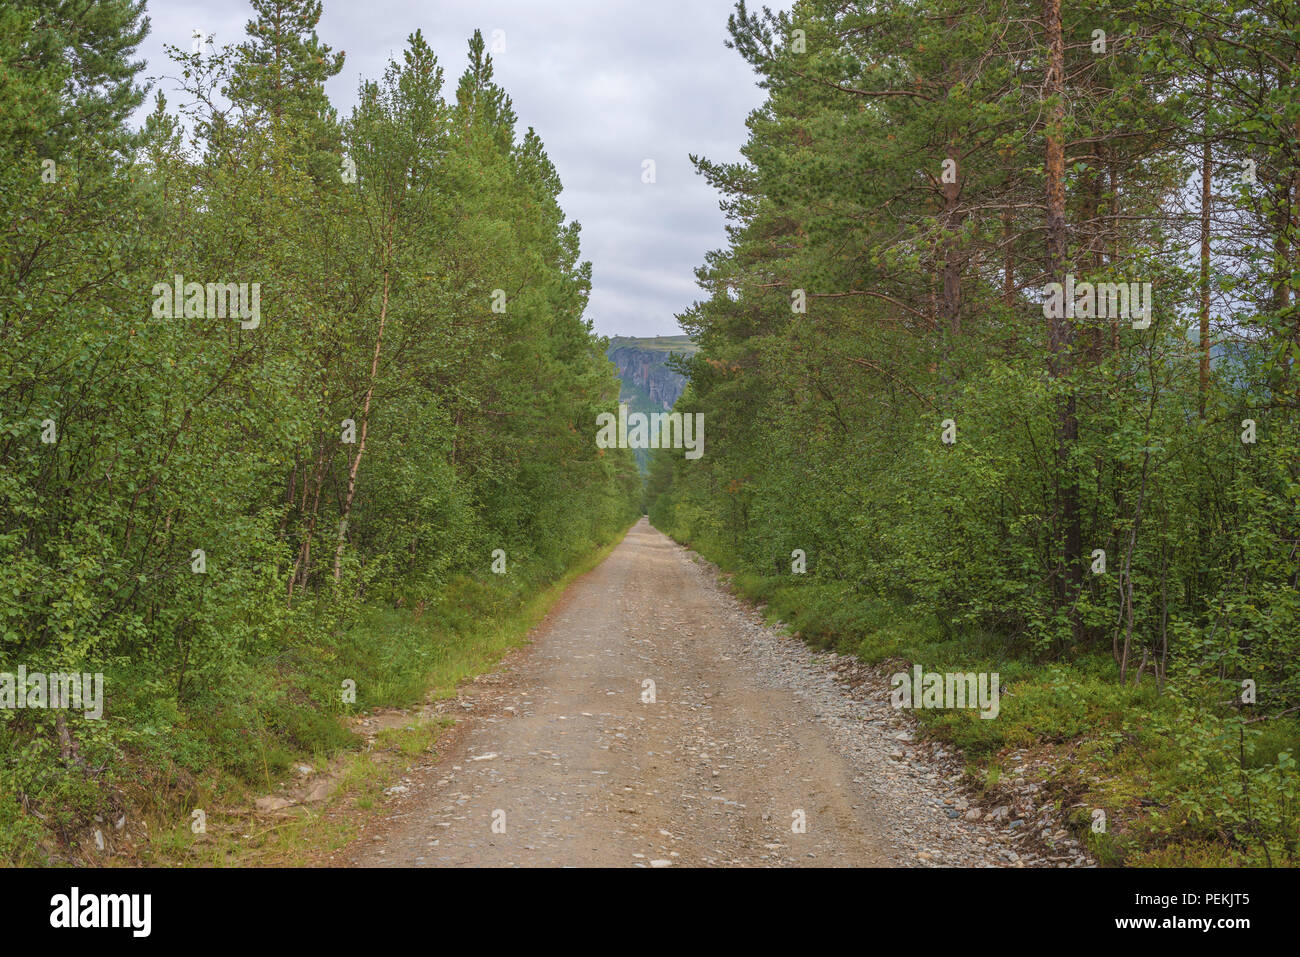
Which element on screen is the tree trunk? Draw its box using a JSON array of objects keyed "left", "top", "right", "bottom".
[
  {"left": 334, "top": 247, "right": 392, "bottom": 582},
  {"left": 288, "top": 436, "right": 327, "bottom": 603},
  {"left": 1199, "top": 71, "right": 1213, "bottom": 418},
  {"left": 1044, "top": 0, "right": 1082, "bottom": 642},
  {"left": 1002, "top": 203, "right": 1015, "bottom": 307}
]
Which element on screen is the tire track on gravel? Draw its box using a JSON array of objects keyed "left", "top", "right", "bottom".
[{"left": 346, "top": 518, "right": 1085, "bottom": 867}]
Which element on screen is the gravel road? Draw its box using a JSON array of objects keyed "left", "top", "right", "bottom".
[{"left": 345, "top": 519, "right": 1091, "bottom": 867}]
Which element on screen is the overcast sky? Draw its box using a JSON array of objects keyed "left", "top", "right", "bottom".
[{"left": 131, "top": 0, "right": 785, "bottom": 339}]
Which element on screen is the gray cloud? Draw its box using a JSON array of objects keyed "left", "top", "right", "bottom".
[{"left": 133, "top": 0, "right": 786, "bottom": 338}]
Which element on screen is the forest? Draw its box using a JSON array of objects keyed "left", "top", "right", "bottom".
[
  {"left": 648, "top": 0, "right": 1300, "bottom": 865},
  {"left": 4, "top": 0, "right": 1299, "bottom": 872},
  {"left": 0, "top": 0, "right": 639, "bottom": 862}
]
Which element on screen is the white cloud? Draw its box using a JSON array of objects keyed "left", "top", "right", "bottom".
[{"left": 133, "top": 0, "right": 786, "bottom": 337}]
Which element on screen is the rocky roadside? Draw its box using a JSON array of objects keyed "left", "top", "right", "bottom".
[{"left": 690, "top": 553, "right": 1095, "bottom": 868}]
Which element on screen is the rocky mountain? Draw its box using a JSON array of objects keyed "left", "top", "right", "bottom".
[
  {"left": 605, "top": 335, "right": 696, "bottom": 412},
  {"left": 605, "top": 336, "right": 697, "bottom": 472}
]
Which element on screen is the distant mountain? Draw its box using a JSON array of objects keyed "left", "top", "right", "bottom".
[
  {"left": 606, "top": 336, "right": 696, "bottom": 410},
  {"left": 605, "top": 335, "right": 697, "bottom": 472}
]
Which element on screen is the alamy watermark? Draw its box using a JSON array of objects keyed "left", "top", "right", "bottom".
[
  {"left": 1, "top": 667, "right": 103, "bottom": 719},
  {"left": 596, "top": 403, "right": 703, "bottom": 459},
  {"left": 1042, "top": 275, "right": 1151, "bottom": 329},
  {"left": 151, "top": 275, "right": 261, "bottom": 329},
  {"left": 50, "top": 887, "right": 150, "bottom": 937},
  {"left": 890, "top": 665, "right": 1000, "bottom": 719}
]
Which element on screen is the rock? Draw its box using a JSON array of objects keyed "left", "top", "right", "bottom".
[
  {"left": 303, "top": 779, "right": 333, "bottom": 803},
  {"left": 255, "top": 796, "right": 294, "bottom": 813}
]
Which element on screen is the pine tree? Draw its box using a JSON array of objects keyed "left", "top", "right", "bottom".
[{"left": 227, "top": 0, "right": 345, "bottom": 181}]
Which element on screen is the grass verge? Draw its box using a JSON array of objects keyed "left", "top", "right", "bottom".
[
  {"left": 0, "top": 525, "right": 633, "bottom": 866},
  {"left": 670, "top": 533, "right": 1300, "bottom": 868}
]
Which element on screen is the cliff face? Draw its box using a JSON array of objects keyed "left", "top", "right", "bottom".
[
  {"left": 604, "top": 336, "right": 697, "bottom": 474},
  {"left": 605, "top": 336, "right": 696, "bottom": 411}
]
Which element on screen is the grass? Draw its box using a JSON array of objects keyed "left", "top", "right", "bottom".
[
  {"left": 678, "top": 537, "right": 1300, "bottom": 867},
  {"left": 0, "top": 525, "right": 634, "bottom": 867},
  {"left": 606, "top": 335, "right": 697, "bottom": 354}
]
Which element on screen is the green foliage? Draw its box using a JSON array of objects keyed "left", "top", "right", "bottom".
[
  {"left": 650, "top": 0, "right": 1300, "bottom": 864},
  {"left": 0, "top": 4, "right": 638, "bottom": 861}
]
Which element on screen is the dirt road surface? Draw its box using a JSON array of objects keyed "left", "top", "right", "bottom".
[{"left": 345, "top": 519, "right": 1089, "bottom": 868}]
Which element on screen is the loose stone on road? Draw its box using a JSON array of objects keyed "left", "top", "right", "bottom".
[{"left": 346, "top": 518, "right": 1088, "bottom": 867}]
